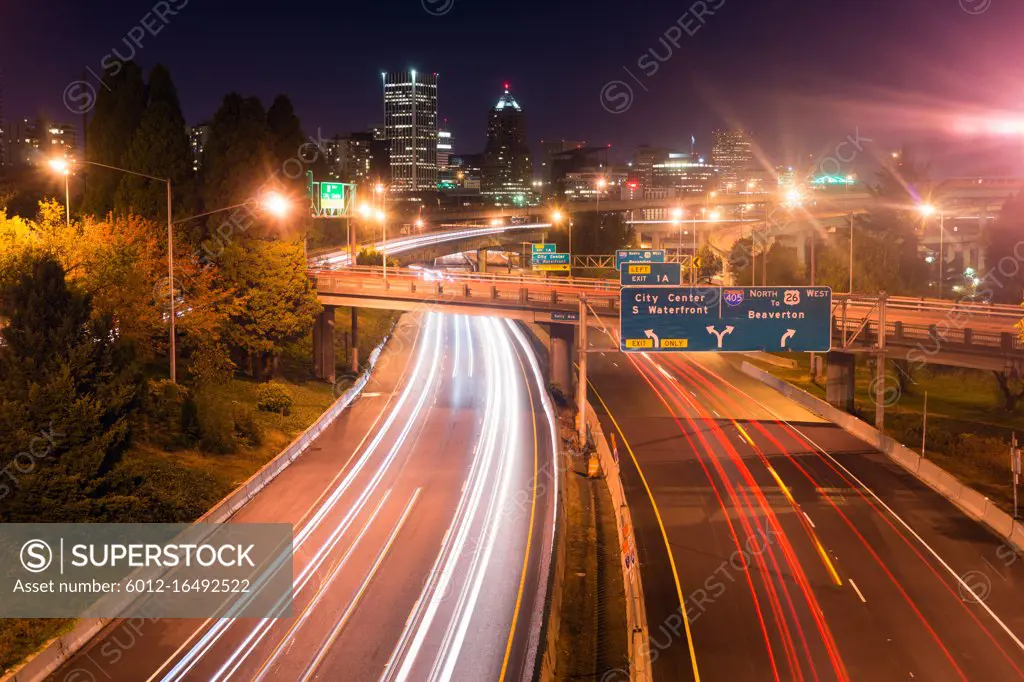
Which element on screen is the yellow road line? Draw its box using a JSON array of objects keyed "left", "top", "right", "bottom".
[
  {"left": 589, "top": 380, "right": 702, "bottom": 682},
  {"left": 499, "top": 335, "right": 540, "bottom": 682}
]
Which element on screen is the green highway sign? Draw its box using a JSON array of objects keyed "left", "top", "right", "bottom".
[
  {"left": 532, "top": 243, "right": 556, "bottom": 254},
  {"left": 320, "top": 182, "right": 347, "bottom": 210}
]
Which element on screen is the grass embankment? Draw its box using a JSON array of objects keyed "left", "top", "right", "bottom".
[
  {"left": 0, "top": 308, "right": 399, "bottom": 676},
  {"left": 758, "top": 354, "right": 1024, "bottom": 513}
]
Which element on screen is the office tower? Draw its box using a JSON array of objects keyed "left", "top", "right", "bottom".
[
  {"left": 437, "top": 120, "right": 453, "bottom": 172},
  {"left": 482, "top": 84, "right": 532, "bottom": 204},
  {"left": 382, "top": 70, "right": 438, "bottom": 193},
  {"left": 711, "top": 129, "right": 755, "bottom": 193},
  {"left": 189, "top": 124, "right": 211, "bottom": 173}
]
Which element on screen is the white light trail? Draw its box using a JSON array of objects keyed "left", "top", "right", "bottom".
[{"left": 160, "top": 313, "right": 444, "bottom": 682}]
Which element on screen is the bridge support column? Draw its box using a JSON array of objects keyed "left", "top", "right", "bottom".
[
  {"left": 477, "top": 247, "right": 487, "bottom": 273},
  {"left": 547, "top": 323, "right": 575, "bottom": 399},
  {"left": 350, "top": 307, "right": 359, "bottom": 374},
  {"left": 825, "top": 351, "right": 856, "bottom": 412},
  {"left": 313, "top": 305, "right": 336, "bottom": 384},
  {"left": 794, "top": 230, "right": 808, "bottom": 267},
  {"left": 651, "top": 232, "right": 663, "bottom": 249}
]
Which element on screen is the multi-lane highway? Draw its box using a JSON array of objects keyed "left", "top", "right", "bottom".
[
  {"left": 587, "top": 331, "right": 1024, "bottom": 681},
  {"left": 52, "top": 311, "right": 557, "bottom": 682}
]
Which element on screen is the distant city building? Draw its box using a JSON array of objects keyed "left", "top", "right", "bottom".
[
  {"left": 437, "top": 121, "right": 453, "bottom": 172},
  {"left": 633, "top": 145, "right": 673, "bottom": 189},
  {"left": 539, "top": 139, "right": 585, "bottom": 183},
  {"left": 189, "top": 124, "right": 210, "bottom": 173},
  {"left": 482, "top": 85, "right": 532, "bottom": 205},
  {"left": 549, "top": 145, "right": 610, "bottom": 196},
  {"left": 562, "top": 170, "right": 627, "bottom": 202},
  {"left": 383, "top": 70, "right": 439, "bottom": 194},
  {"left": 449, "top": 153, "right": 483, "bottom": 190},
  {"left": 11, "top": 118, "right": 76, "bottom": 166},
  {"left": 652, "top": 153, "right": 717, "bottom": 194},
  {"left": 321, "top": 131, "right": 385, "bottom": 185},
  {"left": 711, "top": 129, "right": 755, "bottom": 193}
]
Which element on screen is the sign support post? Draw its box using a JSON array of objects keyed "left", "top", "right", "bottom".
[
  {"left": 578, "top": 296, "right": 589, "bottom": 444},
  {"left": 875, "top": 292, "right": 887, "bottom": 430}
]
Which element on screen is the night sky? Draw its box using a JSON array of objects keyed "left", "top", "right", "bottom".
[{"left": 3, "top": 0, "right": 1023, "bottom": 175}]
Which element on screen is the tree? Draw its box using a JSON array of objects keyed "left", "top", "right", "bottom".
[
  {"left": 114, "top": 65, "right": 195, "bottom": 221},
  {"left": 217, "top": 239, "right": 321, "bottom": 379},
  {"left": 81, "top": 62, "right": 146, "bottom": 216},
  {"left": 857, "top": 148, "right": 931, "bottom": 294},
  {"left": 0, "top": 253, "right": 142, "bottom": 521},
  {"left": 694, "top": 243, "right": 723, "bottom": 283},
  {"left": 266, "top": 95, "right": 305, "bottom": 171},
  {"left": 200, "top": 95, "right": 272, "bottom": 227},
  {"left": 985, "top": 192, "right": 1024, "bottom": 303}
]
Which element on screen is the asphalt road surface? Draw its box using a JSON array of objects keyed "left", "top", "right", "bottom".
[
  {"left": 587, "top": 328, "right": 1024, "bottom": 682},
  {"left": 51, "top": 311, "right": 557, "bottom": 682}
]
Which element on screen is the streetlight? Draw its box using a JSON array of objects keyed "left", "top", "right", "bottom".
[
  {"left": 551, "top": 209, "right": 568, "bottom": 277},
  {"left": 595, "top": 177, "right": 607, "bottom": 228},
  {"left": 670, "top": 207, "right": 684, "bottom": 273},
  {"left": 919, "top": 203, "right": 946, "bottom": 297},
  {"left": 58, "top": 158, "right": 177, "bottom": 382},
  {"left": 48, "top": 158, "right": 71, "bottom": 227}
]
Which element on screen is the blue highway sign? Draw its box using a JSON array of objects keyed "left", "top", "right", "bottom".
[
  {"left": 620, "top": 262, "right": 681, "bottom": 286},
  {"left": 615, "top": 249, "right": 666, "bottom": 270},
  {"left": 620, "top": 286, "right": 832, "bottom": 353}
]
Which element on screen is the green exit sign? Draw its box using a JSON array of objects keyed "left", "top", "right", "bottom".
[{"left": 321, "top": 183, "right": 345, "bottom": 200}]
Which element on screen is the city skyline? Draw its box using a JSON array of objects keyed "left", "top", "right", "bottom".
[{"left": 4, "top": 0, "right": 1024, "bottom": 177}]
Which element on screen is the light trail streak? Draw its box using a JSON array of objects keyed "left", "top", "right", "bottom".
[
  {"left": 298, "top": 488, "right": 423, "bottom": 682},
  {"left": 160, "top": 313, "right": 444, "bottom": 682},
  {"left": 250, "top": 489, "right": 395, "bottom": 682}
]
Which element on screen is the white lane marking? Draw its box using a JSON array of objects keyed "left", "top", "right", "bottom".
[
  {"left": 983, "top": 556, "right": 1009, "bottom": 582},
  {"left": 709, "top": 365, "right": 1024, "bottom": 654},
  {"left": 803, "top": 512, "right": 816, "bottom": 529},
  {"left": 849, "top": 578, "right": 867, "bottom": 604},
  {"left": 298, "top": 488, "right": 422, "bottom": 682}
]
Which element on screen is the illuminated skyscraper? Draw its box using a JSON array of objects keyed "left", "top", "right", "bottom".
[
  {"left": 437, "top": 120, "right": 453, "bottom": 172},
  {"left": 383, "top": 70, "right": 438, "bottom": 193},
  {"left": 711, "top": 129, "right": 755, "bottom": 193},
  {"left": 482, "top": 84, "right": 532, "bottom": 204}
]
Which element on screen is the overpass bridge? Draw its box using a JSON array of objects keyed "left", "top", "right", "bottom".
[{"left": 309, "top": 267, "right": 1024, "bottom": 425}]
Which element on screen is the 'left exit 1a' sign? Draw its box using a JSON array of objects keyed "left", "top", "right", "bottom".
[{"left": 620, "top": 262, "right": 681, "bottom": 286}]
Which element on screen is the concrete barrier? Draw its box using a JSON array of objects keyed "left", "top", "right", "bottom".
[
  {"left": 587, "top": 404, "right": 652, "bottom": 682},
  {"left": 959, "top": 487, "right": 990, "bottom": 521},
  {"left": 4, "top": 331, "right": 397, "bottom": 682},
  {"left": 740, "top": 361, "right": 1024, "bottom": 554},
  {"left": 526, "top": 322, "right": 650, "bottom": 682},
  {"left": 917, "top": 460, "right": 963, "bottom": 500}
]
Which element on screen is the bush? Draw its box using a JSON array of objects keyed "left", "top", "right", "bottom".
[
  {"left": 232, "top": 405, "right": 263, "bottom": 448},
  {"left": 196, "top": 393, "right": 238, "bottom": 454},
  {"left": 256, "top": 381, "right": 294, "bottom": 415},
  {"left": 144, "top": 380, "right": 191, "bottom": 449}
]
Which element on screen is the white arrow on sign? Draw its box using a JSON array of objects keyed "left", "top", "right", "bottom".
[
  {"left": 644, "top": 329, "right": 660, "bottom": 348},
  {"left": 706, "top": 325, "right": 735, "bottom": 349},
  {"left": 780, "top": 329, "right": 797, "bottom": 348}
]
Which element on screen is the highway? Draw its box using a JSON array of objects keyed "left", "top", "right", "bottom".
[
  {"left": 51, "top": 311, "right": 557, "bottom": 682},
  {"left": 586, "top": 329, "right": 1024, "bottom": 681}
]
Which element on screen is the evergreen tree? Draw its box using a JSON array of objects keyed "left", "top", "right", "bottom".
[
  {"left": 0, "top": 253, "right": 141, "bottom": 521},
  {"left": 266, "top": 95, "right": 305, "bottom": 170},
  {"left": 81, "top": 62, "right": 146, "bottom": 216},
  {"left": 114, "top": 65, "right": 195, "bottom": 221},
  {"left": 217, "top": 239, "right": 320, "bottom": 380},
  {"left": 200, "top": 94, "right": 272, "bottom": 218}
]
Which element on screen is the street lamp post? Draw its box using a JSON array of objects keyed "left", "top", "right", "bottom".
[
  {"left": 53, "top": 159, "right": 177, "bottom": 382},
  {"left": 848, "top": 212, "right": 855, "bottom": 294},
  {"left": 595, "top": 177, "right": 607, "bottom": 229}
]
